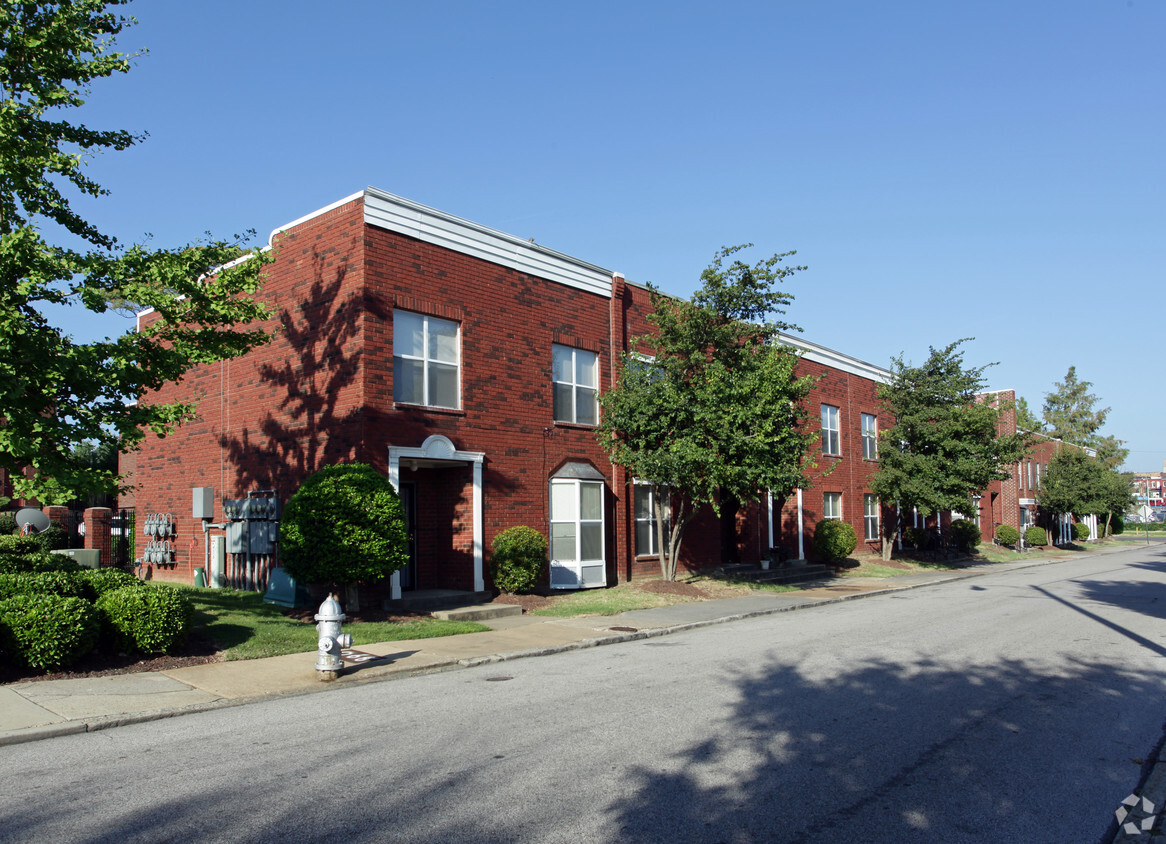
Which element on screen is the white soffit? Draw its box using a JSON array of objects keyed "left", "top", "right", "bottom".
[
  {"left": 362, "top": 187, "right": 613, "bottom": 298},
  {"left": 779, "top": 332, "right": 892, "bottom": 384}
]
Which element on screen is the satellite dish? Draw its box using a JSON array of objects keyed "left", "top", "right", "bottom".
[{"left": 15, "top": 508, "right": 51, "bottom": 535}]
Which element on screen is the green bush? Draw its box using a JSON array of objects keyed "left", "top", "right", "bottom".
[
  {"left": 490, "top": 526, "right": 547, "bottom": 594},
  {"left": 949, "top": 519, "right": 981, "bottom": 554},
  {"left": 813, "top": 519, "right": 857, "bottom": 562},
  {"left": 903, "top": 526, "right": 931, "bottom": 550},
  {"left": 29, "top": 524, "right": 70, "bottom": 552},
  {"left": 0, "top": 570, "right": 87, "bottom": 601},
  {"left": 97, "top": 583, "right": 193, "bottom": 654},
  {"left": 280, "top": 463, "right": 408, "bottom": 586},
  {"left": 0, "top": 513, "right": 16, "bottom": 535},
  {"left": 995, "top": 524, "right": 1020, "bottom": 546},
  {"left": 79, "top": 567, "right": 141, "bottom": 600},
  {"left": 1109, "top": 514, "right": 1125, "bottom": 536},
  {"left": 1025, "top": 526, "right": 1048, "bottom": 547},
  {"left": 0, "top": 593, "right": 100, "bottom": 670},
  {"left": 1072, "top": 522, "right": 1091, "bottom": 541}
]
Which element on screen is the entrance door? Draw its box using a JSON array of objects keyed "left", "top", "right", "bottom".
[{"left": 400, "top": 482, "right": 417, "bottom": 591}]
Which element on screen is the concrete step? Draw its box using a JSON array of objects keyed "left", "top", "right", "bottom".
[
  {"left": 431, "top": 604, "right": 524, "bottom": 622},
  {"left": 384, "top": 589, "right": 493, "bottom": 613}
]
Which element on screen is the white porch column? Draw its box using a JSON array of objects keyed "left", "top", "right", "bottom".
[
  {"left": 796, "top": 488, "right": 805, "bottom": 560},
  {"left": 473, "top": 457, "right": 484, "bottom": 592},
  {"left": 388, "top": 451, "right": 402, "bottom": 600},
  {"left": 764, "top": 491, "right": 774, "bottom": 569}
]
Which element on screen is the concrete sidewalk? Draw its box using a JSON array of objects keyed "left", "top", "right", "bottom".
[{"left": 0, "top": 557, "right": 1064, "bottom": 746}]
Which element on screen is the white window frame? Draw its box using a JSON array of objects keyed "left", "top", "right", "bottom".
[
  {"left": 393, "top": 311, "right": 460, "bottom": 409},
  {"left": 824, "top": 492, "right": 842, "bottom": 520},
  {"left": 553, "top": 344, "right": 599, "bottom": 425},
  {"left": 864, "top": 494, "right": 879, "bottom": 541},
  {"left": 821, "top": 405, "right": 841, "bottom": 456},
  {"left": 861, "top": 413, "right": 878, "bottom": 460},
  {"left": 634, "top": 482, "right": 671, "bottom": 557},
  {"left": 549, "top": 478, "right": 606, "bottom": 589}
]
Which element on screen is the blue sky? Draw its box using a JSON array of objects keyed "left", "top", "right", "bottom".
[{"left": 63, "top": 1, "right": 1164, "bottom": 471}]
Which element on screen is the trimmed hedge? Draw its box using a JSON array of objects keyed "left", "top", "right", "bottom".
[
  {"left": 78, "top": 567, "right": 141, "bottom": 600},
  {"left": 949, "top": 519, "right": 981, "bottom": 554},
  {"left": 0, "top": 570, "right": 87, "bottom": 601},
  {"left": 490, "top": 526, "right": 547, "bottom": 594},
  {"left": 1072, "top": 522, "right": 1091, "bottom": 542},
  {"left": 995, "top": 524, "right": 1020, "bottom": 546},
  {"left": 0, "top": 593, "right": 100, "bottom": 670},
  {"left": 0, "top": 513, "right": 16, "bottom": 535},
  {"left": 1024, "top": 526, "right": 1048, "bottom": 547},
  {"left": 97, "top": 583, "right": 192, "bottom": 655},
  {"left": 813, "top": 519, "right": 858, "bottom": 561},
  {"left": 903, "top": 526, "right": 931, "bottom": 551}
]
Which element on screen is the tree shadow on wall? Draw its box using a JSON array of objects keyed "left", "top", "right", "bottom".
[{"left": 219, "top": 249, "right": 387, "bottom": 497}]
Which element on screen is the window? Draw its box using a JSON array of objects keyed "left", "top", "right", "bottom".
[
  {"left": 634, "top": 483, "right": 670, "bottom": 557},
  {"left": 861, "top": 413, "right": 878, "bottom": 460},
  {"left": 824, "top": 492, "right": 842, "bottom": 520},
  {"left": 393, "top": 311, "right": 459, "bottom": 409},
  {"left": 553, "top": 345, "right": 598, "bottom": 425},
  {"left": 864, "top": 494, "right": 879, "bottom": 541},
  {"left": 821, "top": 405, "right": 840, "bottom": 455}
]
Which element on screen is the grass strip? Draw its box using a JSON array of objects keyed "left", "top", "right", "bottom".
[{"left": 181, "top": 587, "right": 489, "bottom": 661}]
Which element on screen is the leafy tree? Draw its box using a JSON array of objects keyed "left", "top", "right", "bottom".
[
  {"left": 1041, "top": 366, "right": 1109, "bottom": 447},
  {"left": 598, "top": 245, "right": 817, "bottom": 581},
  {"left": 870, "top": 340, "right": 1031, "bottom": 561},
  {"left": 0, "top": 1, "right": 271, "bottom": 504},
  {"left": 279, "top": 463, "right": 408, "bottom": 608},
  {"left": 1037, "top": 449, "right": 1133, "bottom": 539},
  {"left": 1015, "top": 397, "right": 1043, "bottom": 433},
  {"left": 1093, "top": 434, "right": 1129, "bottom": 472}
]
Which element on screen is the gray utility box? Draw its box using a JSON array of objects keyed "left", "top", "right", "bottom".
[
  {"left": 223, "top": 495, "right": 281, "bottom": 555},
  {"left": 193, "top": 487, "right": 215, "bottom": 520},
  {"left": 51, "top": 548, "right": 100, "bottom": 569}
]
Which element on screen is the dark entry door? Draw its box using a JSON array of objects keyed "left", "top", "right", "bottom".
[{"left": 400, "top": 482, "right": 417, "bottom": 590}]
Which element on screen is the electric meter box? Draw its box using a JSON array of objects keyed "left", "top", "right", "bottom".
[{"left": 193, "top": 487, "right": 215, "bottom": 520}]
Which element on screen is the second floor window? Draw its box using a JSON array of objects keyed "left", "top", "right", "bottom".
[
  {"left": 394, "top": 311, "right": 460, "bottom": 409},
  {"left": 553, "top": 344, "right": 598, "bottom": 425},
  {"left": 822, "top": 404, "right": 840, "bottom": 456},
  {"left": 861, "top": 413, "right": 877, "bottom": 460}
]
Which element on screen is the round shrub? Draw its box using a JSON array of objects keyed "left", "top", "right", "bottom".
[
  {"left": 1109, "top": 515, "right": 1125, "bottom": 536},
  {"left": 0, "top": 570, "right": 87, "bottom": 601},
  {"left": 995, "top": 524, "right": 1020, "bottom": 546},
  {"left": 949, "top": 519, "right": 981, "bottom": 554},
  {"left": 1072, "top": 522, "right": 1091, "bottom": 542},
  {"left": 79, "top": 567, "right": 141, "bottom": 600},
  {"left": 903, "top": 526, "right": 930, "bottom": 551},
  {"left": 813, "top": 519, "right": 857, "bottom": 562},
  {"left": 1024, "top": 526, "right": 1048, "bottom": 547},
  {"left": 490, "top": 526, "right": 547, "bottom": 593},
  {"left": 0, "top": 593, "right": 100, "bottom": 670},
  {"left": 97, "top": 583, "right": 192, "bottom": 654},
  {"left": 280, "top": 463, "right": 408, "bottom": 586}
]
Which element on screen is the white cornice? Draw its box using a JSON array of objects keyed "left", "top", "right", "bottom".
[
  {"left": 778, "top": 332, "right": 892, "bottom": 383},
  {"left": 362, "top": 187, "right": 613, "bottom": 298}
]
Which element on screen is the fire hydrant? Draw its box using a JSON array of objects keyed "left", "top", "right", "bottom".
[{"left": 315, "top": 594, "right": 352, "bottom": 681}]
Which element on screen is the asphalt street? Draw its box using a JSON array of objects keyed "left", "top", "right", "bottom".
[{"left": 2, "top": 546, "right": 1164, "bottom": 843}]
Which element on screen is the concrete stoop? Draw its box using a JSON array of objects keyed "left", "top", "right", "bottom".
[
  {"left": 384, "top": 589, "right": 493, "bottom": 613},
  {"left": 430, "top": 604, "right": 524, "bottom": 622}
]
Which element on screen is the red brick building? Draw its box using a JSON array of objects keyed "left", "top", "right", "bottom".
[
  {"left": 976, "top": 390, "right": 1098, "bottom": 544},
  {"left": 128, "top": 188, "right": 1005, "bottom": 593}
]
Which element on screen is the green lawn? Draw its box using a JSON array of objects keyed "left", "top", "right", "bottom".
[{"left": 181, "top": 587, "right": 490, "bottom": 661}]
